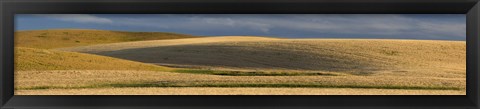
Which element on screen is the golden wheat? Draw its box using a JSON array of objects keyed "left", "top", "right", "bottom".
[
  {"left": 16, "top": 87, "right": 465, "bottom": 95},
  {"left": 15, "top": 29, "right": 197, "bottom": 49},
  {"left": 15, "top": 70, "right": 465, "bottom": 91},
  {"left": 15, "top": 47, "right": 170, "bottom": 71}
]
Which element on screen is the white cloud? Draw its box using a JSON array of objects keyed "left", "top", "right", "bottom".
[{"left": 36, "top": 14, "right": 113, "bottom": 24}]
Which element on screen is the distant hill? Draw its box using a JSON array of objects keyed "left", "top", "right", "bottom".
[{"left": 15, "top": 29, "right": 199, "bottom": 49}]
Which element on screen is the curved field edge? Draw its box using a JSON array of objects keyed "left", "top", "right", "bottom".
[{"left": 57, "top": 36, "right": 280, "bottom": 53}]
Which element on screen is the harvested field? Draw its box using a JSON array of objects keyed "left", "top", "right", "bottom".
[
  {"left": 15, "top": 70, "right": 465, "bottom": 94},
  {"left": 16, "top": 87, "right": 466, "bottom": 95},
  {"left": 15, "top": 47, "right": 170, "bottom": 71},
  {"left": 15, "top": 36, "right": 466, "bottom": 95}
]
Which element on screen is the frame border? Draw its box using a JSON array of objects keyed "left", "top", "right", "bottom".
[
  {"left": 1, "top": 0, "right": 479, "bottom": 109},
  {"left": 468, "top": 1, "right": 480, "bottom": 107}
]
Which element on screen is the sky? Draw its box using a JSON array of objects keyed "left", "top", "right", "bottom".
[{"left": 15, "top": 14, "right": 466, "bottom": 40}]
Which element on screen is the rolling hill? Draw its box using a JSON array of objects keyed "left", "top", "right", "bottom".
[
  {"left": 15, "top": 35, "right": 466, "bottom": 95},
  {"left": 15, "top": 47, "right": 170, "bottom": 71},
  {"left": 60, "top": 36, "right": 465, "bottom": 78},
  {"left": 15, "top": 29, "right": 199, "bottom": 49}
]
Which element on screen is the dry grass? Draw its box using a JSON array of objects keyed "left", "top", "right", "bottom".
[
  {"left": 15, "top": 29, "right": 198, "bottom": 49},
  {"left": 14, "top": 70, "right": 465, "bottom": 92},
  {"left": 16, "top": 87, "right": 466, "bottom": 95},
  {"left": 57, "top": 36, "right": 279, "bottom": 53}
]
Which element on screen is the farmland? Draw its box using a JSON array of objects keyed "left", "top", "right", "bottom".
[{"left": 15, "top": 29, "right": 466, "bottom": 95}]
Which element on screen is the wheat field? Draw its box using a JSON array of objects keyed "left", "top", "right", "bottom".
[
  {"left": 16, "top": 87, "right": 465, "bottom": 95},
  {"left": 15, "top": 47, "right": 171, "bottom": 71},
  {"left": 14, "top": 30, "right": 466, "bottom": 95},
  {"left": 15, "top": 29, "right": 198, "bottom": 49}
]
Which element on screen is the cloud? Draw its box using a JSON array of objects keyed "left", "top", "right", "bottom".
[
  {"left": 189, "top": 17, "right": 273, "bottom": 33},
  {"left": 36, "top": 14, "right": 113, "bottom": 24}
]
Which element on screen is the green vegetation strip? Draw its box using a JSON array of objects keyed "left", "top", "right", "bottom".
[
  {"left": 17, "top": 83, "right": 462, "bottom": 91},
  {"left": 173, "top": 69, "right": 338, "bottom": 76}
]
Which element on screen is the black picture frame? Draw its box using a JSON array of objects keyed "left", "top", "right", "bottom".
[{"left": 1, "top": 0, "right": 479, "bottom": 109}]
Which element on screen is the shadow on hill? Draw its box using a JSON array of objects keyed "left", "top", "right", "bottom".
[{"left": 92, "top": 44, "right": 387, "bottom": 74}]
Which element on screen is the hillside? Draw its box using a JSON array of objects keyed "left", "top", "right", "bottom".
[
  {"left": 61, "top": 37, "right": 466, "bottom": 77},
  {"left": 15, "top": 29, "right": 199, "bottom": 49},
  {"left": 15, "top": 36, "right": 466, "bottom": 95},
  {"left": 15, "top": 47, "right": 170, "bottom": 71},
  {"left": 57, "top": 36, "right": 280, "bottom": 53}
]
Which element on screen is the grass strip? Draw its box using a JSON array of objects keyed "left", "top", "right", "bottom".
[
  {"left": 173, "top": 69, "right": 338, "bottom": 76},
  {"left": 17, "top": 83, "right": 462, "bottom": 91}
]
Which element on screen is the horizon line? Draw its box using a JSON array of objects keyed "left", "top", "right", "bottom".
[{"left": 15, "top": 28, "right": 467, "bottom": 41}]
